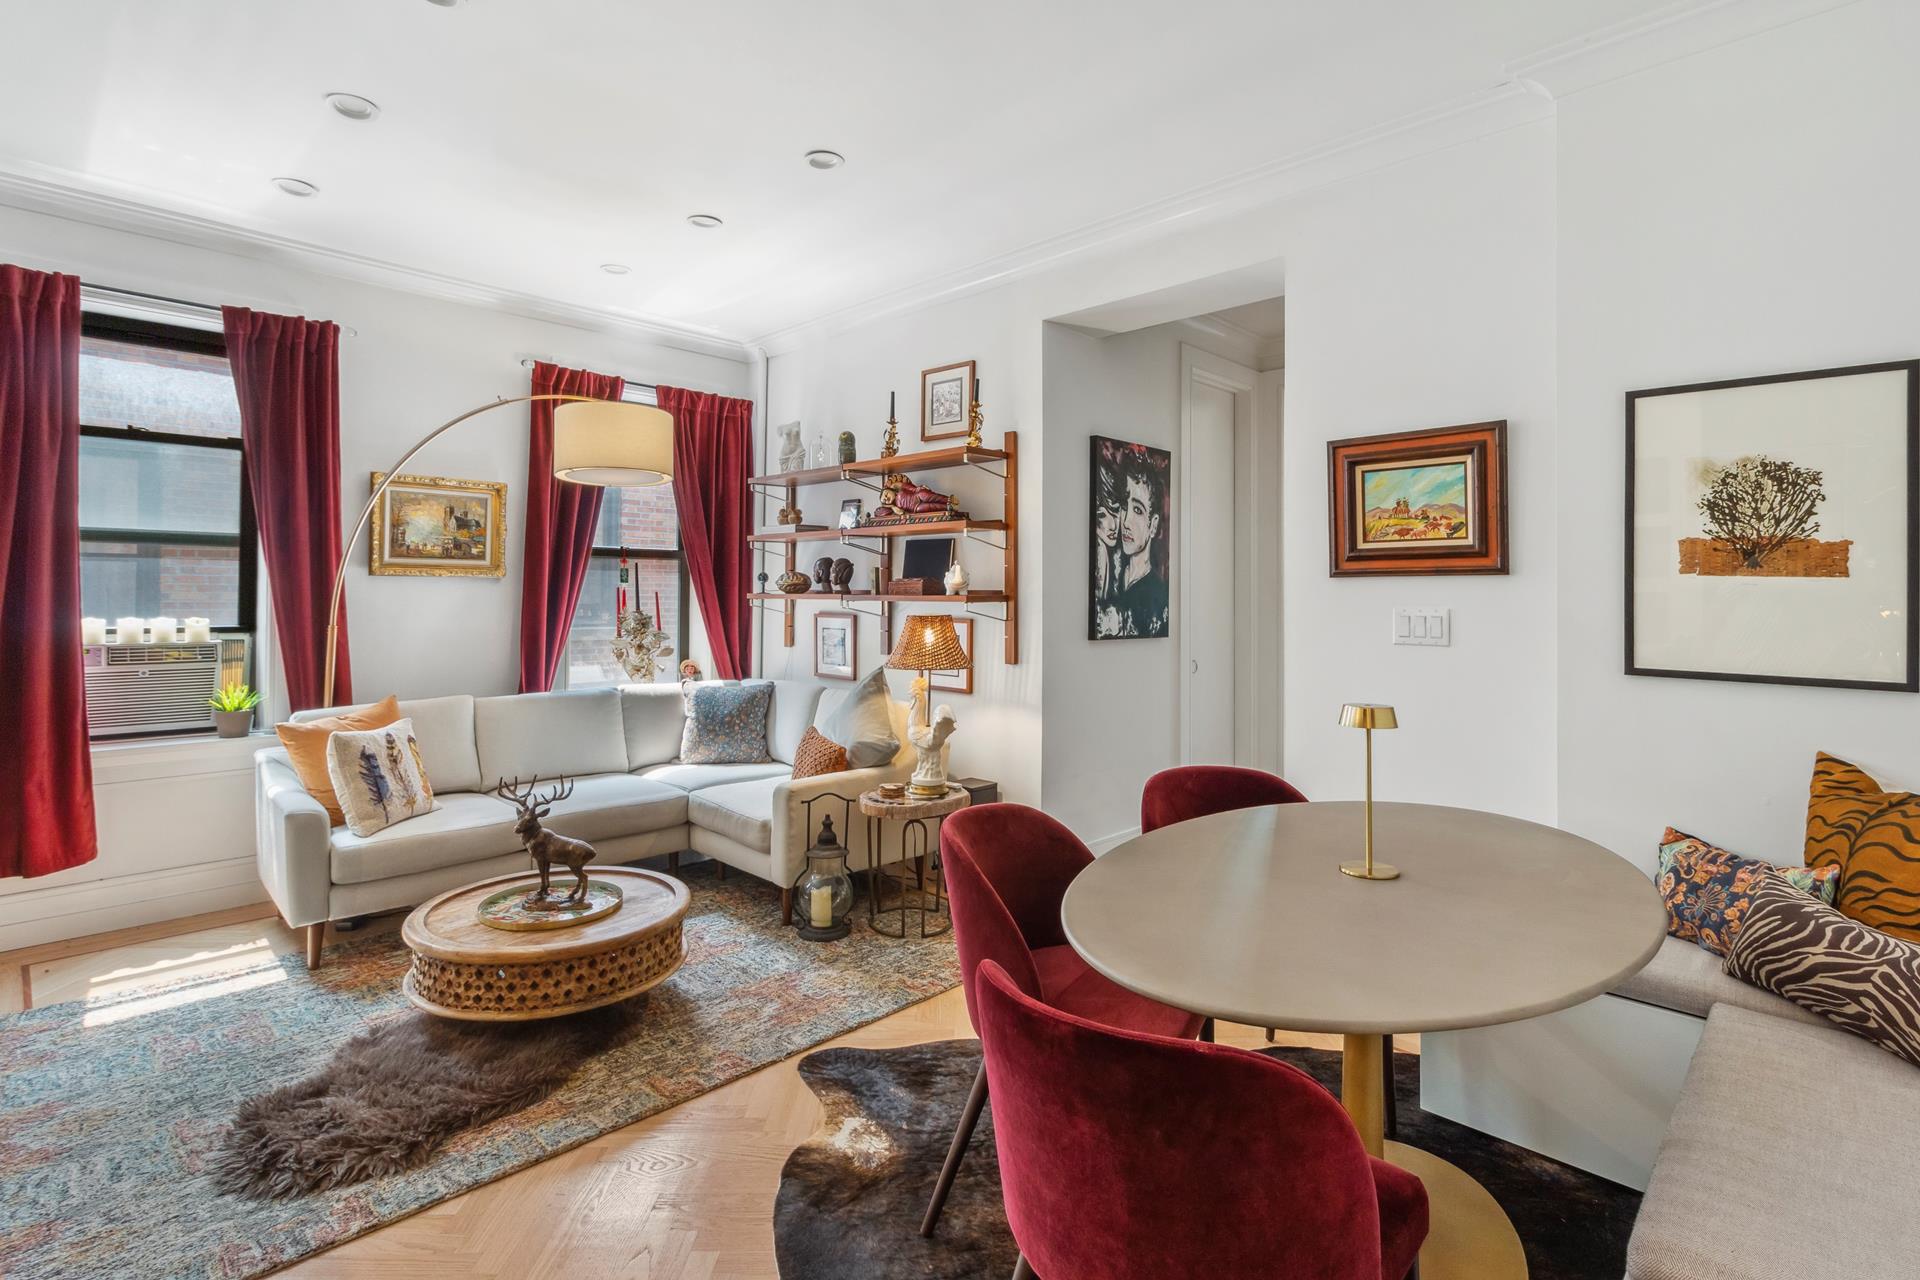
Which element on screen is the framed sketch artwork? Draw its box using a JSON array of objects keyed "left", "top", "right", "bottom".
[
  {"left": 1089, "top": 435, "right": 1171, "bottom": 639},
  {"left": 931, "top": 617, "right": 974, "bottom": 694},
  {"left": 921, "top": 360, "right": 976, "bottom": 443},
  {"left": 813, "top": 612, "right": 857, "bottom": 681},
  {"left": 1327, "top": 422, "right": 1508, "bottom": 576},
  {"left": 369, "top": 473, "right": 507, "bottom": 577},
  {"left": 1627, "top": 360, "right": 1918, "bottom": 691}
]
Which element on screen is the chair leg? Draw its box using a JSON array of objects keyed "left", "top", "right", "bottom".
[
  {"left": 1383, "top": 1033, "right": 1397, "bottom": 1141},
  {"left": 304, "top": 923, "right": 325, "bottom": 970},
  {"left": 780, "top": 887, "right": 794, "bottom": 927},
  {"left": 1011, "top": 1255, "right": 1036, "bottom": 1280},
  {"left": 1199, "top": 1017, "right": 1215, "bottom": 1043},
  {"left": 920, "top": 1061, "right": 990, "bottom": 1237}
]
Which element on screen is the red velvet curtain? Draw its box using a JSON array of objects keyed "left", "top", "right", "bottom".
[
  {"left": 222, "top": 307, "right": 349, "bottom": 711},
  {"left": 519, "top": 362, "right": 624, "bottom": 693},
  {"left": 0, "top": 265, "right": 97, "bottom": 878},
  {"left": 660, "top": 385, "right": 754, "bottom": 679}
]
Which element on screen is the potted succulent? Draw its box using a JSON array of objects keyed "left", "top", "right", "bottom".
[{"left": 208, "top": 683, "right": 262, "bottom": 738}]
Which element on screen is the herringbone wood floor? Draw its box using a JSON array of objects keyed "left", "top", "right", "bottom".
[{"left": 2, "top": 905, "right": 1401, "bottom": 1279}]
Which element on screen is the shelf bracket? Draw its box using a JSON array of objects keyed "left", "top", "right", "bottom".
[{"left": 963, "top": 530, "right": 1006, "bottom": 551}]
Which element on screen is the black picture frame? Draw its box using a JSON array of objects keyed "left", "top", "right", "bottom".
[{"left": 1625, "top": 359, "right": 1919, "bottom": 692}]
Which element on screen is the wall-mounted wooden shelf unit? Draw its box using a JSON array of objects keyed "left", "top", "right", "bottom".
[{"left": 750, "top": 432, "right": 1018, "bottom": 663}]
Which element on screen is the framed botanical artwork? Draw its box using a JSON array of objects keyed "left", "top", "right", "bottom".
[
  {"left": 921, "top": 359, "right": 976, "bottom": 443},
  {"left": 1327, "top": 421, "right": 1508, "bottom": 576},
  {"left": 1627, "top": 360, "right": 1918, "bottom": 691},
  {"left": 931, "top": 617, "right": 974, "bottom": 694},
  {"left": 369, "top": 473, "right": 507, "bottom": 577},
  {"left": 813, "top": 611, "right": 857, "bottom": 681},
  {"left": 1089, "top": 435, "right": 1171, "bottom": 639}
]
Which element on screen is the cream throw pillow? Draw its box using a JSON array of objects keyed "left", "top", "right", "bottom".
[{"left": 323, "top": 716, "right": 437, "bottom": 837}]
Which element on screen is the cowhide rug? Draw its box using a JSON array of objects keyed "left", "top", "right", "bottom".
[{"left": 775, "top": 1039, "right": 1640, "bottom": 1280}]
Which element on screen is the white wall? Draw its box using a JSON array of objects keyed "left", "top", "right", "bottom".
[
  {"left": 0, "top": 204, "right": 750, "bottom": 947},
  {"left": 1555, "top": 0, "right": 1920, "bottom": 871}
]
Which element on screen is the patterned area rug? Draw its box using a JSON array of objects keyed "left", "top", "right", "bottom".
[
  {"left": 775, "top": 1040, "right": 1640, "bottom": 1280},
  {"left": 0, "top": 864, "right": 956, "bottom": 1280}
]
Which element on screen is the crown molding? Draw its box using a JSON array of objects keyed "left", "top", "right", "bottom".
[{"left": 0, "top": 161, "right": 752, "bottom": 363}]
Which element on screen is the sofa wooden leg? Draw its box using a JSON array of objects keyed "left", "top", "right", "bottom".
[
  {"left": 716, "top": 862, "right": 728, "bottom": 881},
  {"left": 668, "top": 850, "right": 680, "bottom": 874},
  {"left": 921, "top": 1061, "right": 990, "bottom": 1236},
  {"left": 781, "top": 887, "right": 793, "bottom": 927},
  {"left": 304, "top": 923, "right": 325, "bottom": 970},
  {"left": 1011, "top": 1255, "right": 1036, "bottom": 1280}
]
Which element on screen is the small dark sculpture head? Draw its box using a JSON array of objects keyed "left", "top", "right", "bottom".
[{"left": 812, "top": 556, "right": 834, "bottom": 587}]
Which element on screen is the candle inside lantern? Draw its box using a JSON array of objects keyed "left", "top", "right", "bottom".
[
  {"left": 146, "top": 616, "right": 178, "bottom": 643},
  {"left": 115, "top": 616, "right": 145, "bottom": 643},
  {"left": 81, "top": 617, "right": 108, "bottom": 646},
  {"left": 810, "top": 885, "right": 832, "bottom": 928},
  {"left": 182, "top": 617, "right": 214, "bottom": 644}
]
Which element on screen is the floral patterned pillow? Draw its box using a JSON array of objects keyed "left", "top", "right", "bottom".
[
  {"left": 680, "top": 682, "right": 774, "bottom": 765},
  {"left": 1658, "top": 826, "right": 1839, "bottom": 956}
]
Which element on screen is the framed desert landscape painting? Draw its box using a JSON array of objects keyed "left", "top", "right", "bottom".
[
  {"left": 1328, "top": 421, "right": 1508, "bottom": 576},
  {"left": 1627, "top": 360, "right": 1918, "bottom": 691},
  {"left": 369, "top": 473, "right": 507, "bottom": 578}
]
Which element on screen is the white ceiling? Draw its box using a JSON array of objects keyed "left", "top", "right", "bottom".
[{"left": 0, "top": 0, "right": 1682, "bottom": 347}]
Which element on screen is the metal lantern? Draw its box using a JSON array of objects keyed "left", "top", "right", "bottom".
[{"left": 795, "top": 814, "right": 855, "bottom": 941}]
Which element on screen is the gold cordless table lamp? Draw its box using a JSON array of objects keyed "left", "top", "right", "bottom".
[{"left": 1338, "top": 703, "right": 1399, "bottom": 881}]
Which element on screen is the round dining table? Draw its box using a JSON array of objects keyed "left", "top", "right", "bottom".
[{"left": 1060, "top": 800, "right": 1665, "bottom": 1280}]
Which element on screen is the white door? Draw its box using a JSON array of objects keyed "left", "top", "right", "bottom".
[{"left": 1180, "top": 346, "right": 1256, "bottom": 764}]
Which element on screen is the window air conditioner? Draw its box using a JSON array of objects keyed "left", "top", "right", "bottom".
[{"left": 83, "top": 637, "right": 252, "bottom": 738}]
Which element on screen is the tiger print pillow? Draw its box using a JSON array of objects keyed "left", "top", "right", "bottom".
[
  {"left": 1725, "top": 869, "right": 1920, "bottom": 1070},
  {"left": 1805, "top": 752, "right": 1920, "bottom": 941}
]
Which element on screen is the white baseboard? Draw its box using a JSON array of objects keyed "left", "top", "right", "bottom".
[
  {"left": 0, "top": 856, "right": 269, "bottom": 952},
  {"left": 1088, "top": 826, "right": 1141, "bottom": 856}
]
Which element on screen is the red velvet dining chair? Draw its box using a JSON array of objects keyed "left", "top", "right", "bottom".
[
  {"left": 975, "top": 959, "right": 1428, "bottom": 1280},
  {"left": 921, "top": 803, "right": 1206, "bottom": 1238}
]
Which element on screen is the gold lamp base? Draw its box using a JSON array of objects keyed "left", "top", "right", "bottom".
[{"left": 1340, "top": 861, "right": 1400, "bottom": 881}]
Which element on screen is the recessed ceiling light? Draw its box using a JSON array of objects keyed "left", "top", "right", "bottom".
[
  {"left": 600, "top": 263, "right": 631, "bottom": 275},
  {"left": 687, "top": 213, "right": 723, "bottom": 229},
  {"left": 324, "top": 92, "right": 380, "bottom": 122},
  {"left": 424, "top": 0, "right": 460, "bottom": 6},
  {"left": 804, "top": 150, "right": 846, "bottom": 170},
  {"left": 272, "top": 176, "right": 319, "bottom": 198}
]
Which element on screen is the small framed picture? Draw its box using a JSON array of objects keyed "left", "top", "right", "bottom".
[
  {"left": 813, "top": 612, "right": 857, "bottom": 681},
  {"left": 921, "top": 360, "right": 976, "bottom": 443},
  {"left": 370, "top": 472, "right": 507, "bottom": 577},
  {"left": 839, "top": 498, "right": 864, "bottom": 530},
  {"left": 931, "top": 617, "right": 974, "bottom": 694},
  {"left": 1327, "top": 421, "right": 1508, "bottom": 576}
]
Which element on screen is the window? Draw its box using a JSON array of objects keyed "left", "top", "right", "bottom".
[
  {"left": 77, "top": 315, "right": 256, "bottom": 632},
  {"left": 564, "top": 386, "right": 690, "bottom": 687}
]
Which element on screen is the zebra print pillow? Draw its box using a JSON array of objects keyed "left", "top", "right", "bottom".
[
  {"left": 1724, "top": 869, "right": 1920, "bottom": 1070},
  {"left": 1805, "top": 752, "right": 1920, "bottom": 941}
]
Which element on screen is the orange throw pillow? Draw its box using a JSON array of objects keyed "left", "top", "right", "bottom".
[
  {"left": 1806, "top": 751, "right": 1920, "bottom": 940},
  {"left": 275, "top": 695, "right": 402, "bottom": 826},
  {"left": 791, "top": 726, "right": 849, "bottom": 780}
]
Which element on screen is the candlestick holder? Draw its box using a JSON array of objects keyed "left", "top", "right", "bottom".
[
  {"left": 881, "top": 412, "right": 900, "bottom": 459},
  {"left": 965, "top": 398, "right": 984, "bottom": 450}
]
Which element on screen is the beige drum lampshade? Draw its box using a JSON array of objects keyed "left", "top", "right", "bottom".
[
  {"left": 552, "top": 399, "right": 674, "bottom": 486},
  {"left": 885, "top": 614, "right": 972, "bottom": 673}
]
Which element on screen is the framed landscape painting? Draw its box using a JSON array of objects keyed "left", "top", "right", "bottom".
[
  {"left": 370, "top": 473, "right": 507, "bottom": 577},
  {"left": 1627, "top": 360, "right": 1918, "bottom": 691},
  {"left": 1328, "top": 421, "right": 1508, "bottom": 576}
]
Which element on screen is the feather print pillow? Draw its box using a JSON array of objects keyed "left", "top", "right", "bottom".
[{"left": 323, "top": 717, "right": 437, "bottom": 837}]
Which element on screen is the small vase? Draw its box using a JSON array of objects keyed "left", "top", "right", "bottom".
[
  {"left": 944, "top": 562, "right": 970, "bottom": 595},
  {"left": 212, "top": 708, "right": 254, "bottom": 738},
  {"left": 776, "top": 570, "right": 812, "bottom": 594}
]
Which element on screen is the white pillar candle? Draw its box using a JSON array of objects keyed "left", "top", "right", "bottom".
[
  {"left": 182, "top": 617, "right": 214, "bottom": 644},
  {"left": 146, "top": 617, "right": 178, "bottom": 644},
  {"left": 809, "top": 885, "right": 833, "bottom": 929},
  {"left": 81, "top": 617, "right": 108, "bottom": 646},
  {"left": 114, "top": 616, "right": 146, "bottom": 644}
]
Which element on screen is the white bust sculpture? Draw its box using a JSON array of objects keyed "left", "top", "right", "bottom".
[
  {"left": 775, "top": 421, "right": 805, "bottom": 473},
  {"left": 907, "top": 700, "right": 958, "bottom": 798}
]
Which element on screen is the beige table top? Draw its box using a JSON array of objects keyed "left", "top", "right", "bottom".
[
  {"left": 403, "top": 866, "right": 690, "bottom": 965},
  {"left": 1061, "top": 801, "right": 1664, "bottom": 1035}
]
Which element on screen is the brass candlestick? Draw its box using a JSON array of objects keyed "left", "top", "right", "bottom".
[
  {"left": 881, "top": 412, "right": 900, "bottom": 459},
  {"left": 965, "top": 397, "right": 984, "bottom": 450},
  {"left": 1338, "top": 703, "right": 1399, "bottom": 881}
]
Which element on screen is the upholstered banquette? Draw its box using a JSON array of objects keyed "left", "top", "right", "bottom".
[{"left": 254, "top": 681, "right": 911, "bottom": 964}]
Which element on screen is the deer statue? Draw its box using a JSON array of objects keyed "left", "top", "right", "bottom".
[{"left": 493, "top": 776, "right": 597, "bottom": 905}]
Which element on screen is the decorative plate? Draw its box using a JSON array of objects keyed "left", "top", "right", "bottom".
[{"left": 475, "top": 879, "right": 624, "bottom": 931}]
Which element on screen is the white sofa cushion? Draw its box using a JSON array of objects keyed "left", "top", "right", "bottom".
[
  {"left": 688, "top": 776, "right": 778, "bottom": 853},
  {"left": 530, "top": 772, "right": 688, "bottom": 843},
  {"left": 330, "top": 791, "right": 521, "bottom": 884},
  {"left": 767, "top": 680, "right": 827, "bottom": 765},
  {"left": 818, "top": 669, "right": 902, "bottom": 768},
  {"left": 1612, "top": 936, "right": 1824, "bottom": 1028},
  {"left": 291, "top": 693, "right": 482, "bottom": 795},
  {"left": 619, "top": 684, "right": 688, "bottom": 769},
  {"left": 637, "top": 761, "right": 789, "bottom": 791},
  {"left": 474, "top": 689, "right": 627, "bottom": 785}
]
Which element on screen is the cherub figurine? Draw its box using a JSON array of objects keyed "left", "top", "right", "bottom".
[{"left": 907, "top": 701, "right": 958, "bottom": 798}]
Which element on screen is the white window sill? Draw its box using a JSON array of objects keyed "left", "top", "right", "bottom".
[{"left": 90, "top": 731, "right": 276, "bottom": 785}]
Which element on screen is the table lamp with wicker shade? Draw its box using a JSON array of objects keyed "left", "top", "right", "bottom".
[{"left": 885, "top": 615, "right": 972, "bottom": 798}]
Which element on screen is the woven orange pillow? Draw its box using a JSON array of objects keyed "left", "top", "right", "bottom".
[
  {"left": 791, "top": 726, "right": 849, "bottom": 780},
  {"left": 274, "top": 695, "right": 401, "bottom": 826},
  {"left": 1806, "top": 752, "right": 1920, "bottom": 940}
]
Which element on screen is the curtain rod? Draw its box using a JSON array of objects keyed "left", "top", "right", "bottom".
[
  {"left": 516, "top": 356, "right": 657, "bottom": 394},
  {"left": 80, "top": 282, "right": 359, "bottom": 338}
]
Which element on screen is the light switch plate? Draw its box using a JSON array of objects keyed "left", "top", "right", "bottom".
[{"left": 1393, "top": 607, "right": 1450, "bottom": 647}]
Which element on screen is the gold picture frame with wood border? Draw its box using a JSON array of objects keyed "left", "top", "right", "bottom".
[
  {"left": 369, "top": 472, "right": 508, "bottom": 578},
  {"left": 921, "top": 359, "right": 976, "bottom": 443}
]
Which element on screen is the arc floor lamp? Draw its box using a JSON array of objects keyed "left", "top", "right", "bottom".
[{"left": 321, "top": 394, "right": 673, "bottom": 706}]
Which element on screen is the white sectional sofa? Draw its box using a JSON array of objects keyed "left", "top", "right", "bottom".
[{"left": 254, "top": 681, "right": 912, "bottom": 965}]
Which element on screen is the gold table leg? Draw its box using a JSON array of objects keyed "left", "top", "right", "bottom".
[{"left": 1338, "top": 1034, "right": 1529, "bottom": 1280}]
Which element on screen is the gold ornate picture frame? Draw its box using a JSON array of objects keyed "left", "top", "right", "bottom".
[{"left": 369, "top": 472, "right": 508, "bottom": 578}]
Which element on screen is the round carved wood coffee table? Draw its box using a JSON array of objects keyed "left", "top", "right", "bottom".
[{"left": 402, "top": 866, "right": 690, "bottom": 1021}]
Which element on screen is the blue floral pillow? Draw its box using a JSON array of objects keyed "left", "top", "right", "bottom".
[{"left": 680, "top": 682, "right": 774, "bottom": 764}]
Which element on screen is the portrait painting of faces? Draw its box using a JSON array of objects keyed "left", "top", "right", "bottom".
[{"left": 1089, "top": 435, "right": 1172, "bottom": 639}]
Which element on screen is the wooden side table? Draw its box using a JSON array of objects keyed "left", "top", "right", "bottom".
[{"left": 859, "top": 786, "right": 970, "bottom": 939}]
